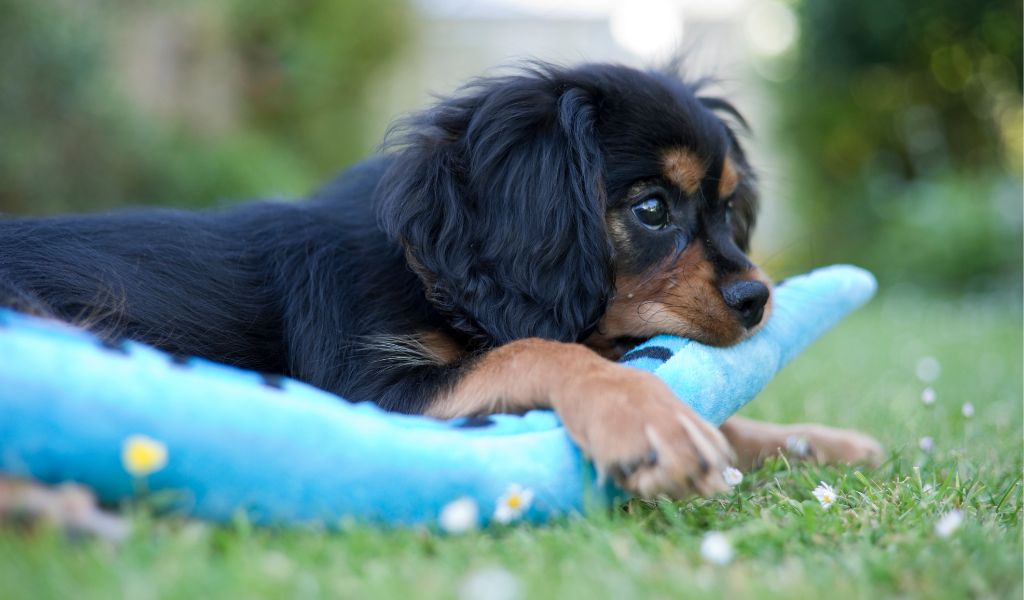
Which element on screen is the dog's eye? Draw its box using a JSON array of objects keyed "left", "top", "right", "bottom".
[{"left": 631, "top": 197, "right": 669, "bottom": 230}]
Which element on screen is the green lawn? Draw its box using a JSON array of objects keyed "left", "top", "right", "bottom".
[{"left": 2, "top": 292, "right": 1021, "bottom": 599}]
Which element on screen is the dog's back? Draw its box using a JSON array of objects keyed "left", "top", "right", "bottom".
[{"left": 0, "top": 155, "right": 410, "bottom": 377}]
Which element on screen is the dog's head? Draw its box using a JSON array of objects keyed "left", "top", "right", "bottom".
[{"left": 379, "top": 63, "right": 769, "bottom": 353}]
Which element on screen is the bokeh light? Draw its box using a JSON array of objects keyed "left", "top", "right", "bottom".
[
  {"left": 744, "top": 0, "right": 797, "bottom": 57},
  {"left": 609, "top": 0, "right": 685, "bottom": 60}
]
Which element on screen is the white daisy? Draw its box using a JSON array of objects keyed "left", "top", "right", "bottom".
[
  {"left": 700, "top": 531, "right": 734, "bottom": 565},
  {"left": 935, "top": 509, "right": 964, "bottom": 538},
  {"left": 812, "top": 481, "right": 837, "bottom": 509},
  {"left": 492, "top": 484, "right": 534, "bottom": 524},
  {"left": 722, "top": 467, "right": 743, "bottom": 487},
  {"left": 920, "top": 387, "right": 936, "bottom": 405},
  {"left": 961, "top": 402, "right": 975, "bottom": 418},
  {"left": 439, "top": 497, "right": 479, "bottom": 534}
]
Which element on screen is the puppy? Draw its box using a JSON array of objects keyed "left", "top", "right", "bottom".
[{"left": 0, "top": 63, "right": 882, "bottom": 498}]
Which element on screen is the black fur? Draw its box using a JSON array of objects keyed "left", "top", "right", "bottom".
[{"left": 0, "top": 62, "right": 756, "bottom": 414}]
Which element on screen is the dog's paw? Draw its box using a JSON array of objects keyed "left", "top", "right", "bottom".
[
  {"left": 785, "top": 425, "right": 885, "bottom": 467},
  {"left": 556, "top": 365, "right": 735, "bottom": 499}
]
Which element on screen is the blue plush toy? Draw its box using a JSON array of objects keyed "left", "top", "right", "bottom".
[{"left": 0, "top": 265, "right": 875, "bottom": 527}]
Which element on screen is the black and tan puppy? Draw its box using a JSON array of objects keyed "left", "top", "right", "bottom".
[{"left": 0, "top": 63, "right": 882, "bottom": 498}]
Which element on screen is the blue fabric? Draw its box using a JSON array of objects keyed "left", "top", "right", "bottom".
[{"left": 0, "top": 265, "right": 875, "bottom": 527}]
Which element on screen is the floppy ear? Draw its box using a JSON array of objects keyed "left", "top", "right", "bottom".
[{"left": 378, "top": 73, "right": 613, "bottom": 345}]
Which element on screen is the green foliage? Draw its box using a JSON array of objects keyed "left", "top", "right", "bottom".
[
  {"left": 226, "top": 0, "right": 408, "bottom": 174},
  {"left": 775, "top": 0, "right": 1022, "bottom": 292},
  {"left": 0, "top": 0, "right": 407, "bottom": 215}
]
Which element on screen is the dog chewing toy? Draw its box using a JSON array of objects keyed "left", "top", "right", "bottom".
[{"left": 0, "top": 265, "right": 875, "bottom": 527}]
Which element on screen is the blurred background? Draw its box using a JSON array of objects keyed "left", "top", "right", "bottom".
[{"left": 0, "top": 0, "right": 1020, "bottom": 297}]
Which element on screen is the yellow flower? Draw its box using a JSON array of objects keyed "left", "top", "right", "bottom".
[
  {"left": 121, "top": 434, "right": 168, "bottom": 477},
  {"left": 493, "top": 484, "right": 534, "bottom": 524}
]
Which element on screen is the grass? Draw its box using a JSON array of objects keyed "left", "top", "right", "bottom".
[{"left": 1, "top": 292, "right": 1021, "bottom": 599}]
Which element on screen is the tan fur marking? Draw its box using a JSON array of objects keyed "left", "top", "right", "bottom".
[
  {"left": 662, "top": 148, "right": 706, "bottom": 195},
  {"left": 361, "top": 331, "right": 462, "bottom": 372},
  {"left": 718, "top": 156, "right": 739, "bottom": 198},
  {"left": 424, "top": 338, "right": 599, "bottom": 418},
  {"left": 418, "top": 331, "right": 463, "bottom": 365},
  {"left": 587, "top": 241, "right": 773, "bottom": 352}
]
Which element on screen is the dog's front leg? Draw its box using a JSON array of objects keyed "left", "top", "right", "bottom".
[{"left": 425, "top": 338, "right": 734, "bottom": 499}]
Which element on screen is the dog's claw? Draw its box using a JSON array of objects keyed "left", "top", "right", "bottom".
[{"left": 559, "top": 366, "right": 735, "bottom": 499}]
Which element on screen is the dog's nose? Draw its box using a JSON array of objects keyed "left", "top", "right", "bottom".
[{"left": 721, "top": 280, "right": 770, "bottom": 329}]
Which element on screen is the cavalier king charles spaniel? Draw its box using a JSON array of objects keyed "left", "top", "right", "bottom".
[{"left": 0, "top": 63, "right": 882, "bottom": 498}]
